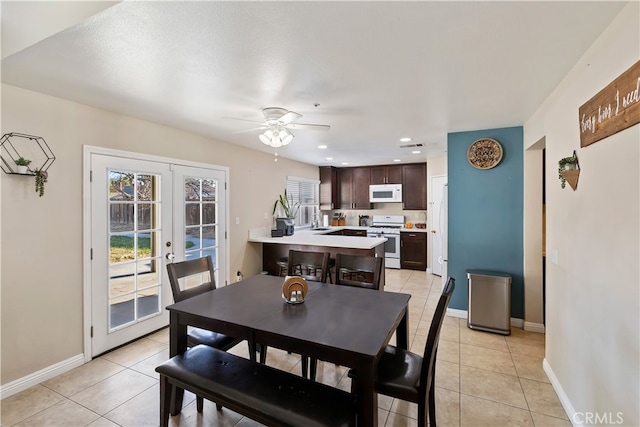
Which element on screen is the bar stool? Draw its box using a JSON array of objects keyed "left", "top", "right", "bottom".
[{"left": 277, "top": 257, "right": 303, "bottom": 277}]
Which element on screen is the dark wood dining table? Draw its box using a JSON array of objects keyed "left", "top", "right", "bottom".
[{"left": 166, "top": 274, "right": 410, "bottom": 426}]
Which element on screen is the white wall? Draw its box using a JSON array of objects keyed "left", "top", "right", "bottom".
[
  {"left": 524, "top": 3, "right": 639, "bottom": 424},
  {"left": 0, "top": 84, "right": 318, "bottom": 385}
]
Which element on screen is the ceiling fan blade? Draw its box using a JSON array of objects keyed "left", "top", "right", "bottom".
[
  {"left": 286, "top": 123, "right": 330, "bottom": 131},
  {"left": 223, "top": 116, "right": 266, "bottom": 125},
  {"left": 231, "top": 126, "right": 269, "bottom": 134},
  {"left": 279, "top": 111, "right": 303, "bottom": 124}
]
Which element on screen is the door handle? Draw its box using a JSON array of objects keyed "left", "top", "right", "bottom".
[
  {"left": 166, "top": 253, "right": 175, "bottom": 261},
  {"left": 431, "top": 230, "right": 436, "bottom": 233}
]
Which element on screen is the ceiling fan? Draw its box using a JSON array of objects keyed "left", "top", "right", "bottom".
[{"left": 224, "top": 107, "right": 330, "bottom": 148}]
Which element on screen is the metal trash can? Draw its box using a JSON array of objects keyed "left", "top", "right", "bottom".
[{"left": 467, "top": 270, "right": 511, "bottom": 335}]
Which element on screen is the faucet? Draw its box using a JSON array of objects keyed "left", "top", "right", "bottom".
[{"left": 312, "top": 212, "right": 321, "bottom": 229}]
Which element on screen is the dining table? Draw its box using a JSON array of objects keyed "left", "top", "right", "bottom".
[{"left": 166, "top": 273, "right": 411, "bottom": 426}]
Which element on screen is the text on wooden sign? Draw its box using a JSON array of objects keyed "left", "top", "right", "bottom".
[{"left": 578, "top": 60, "right": 640, "bottom": 147}]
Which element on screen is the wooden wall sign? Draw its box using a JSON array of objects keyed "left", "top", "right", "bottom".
[{"left": 578, "top": 60, "right": 640, "bottom": 147}]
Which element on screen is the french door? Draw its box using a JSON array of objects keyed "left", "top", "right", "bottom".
[{"left": 87, "top": 150, "right": 227, "bottom": 357}]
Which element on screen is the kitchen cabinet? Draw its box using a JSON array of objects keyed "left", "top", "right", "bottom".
[
  {"left": 402, "top": 163, "right": 427, "bottom": 210},
  {"left": 370, "top": 165, "right": 402, "bottom": 184},
  {"left": 338, "top": 167, "right": 372, "bottom": 210},
  {"left": 319, "top": 166, "right": 339, "bottom": 210},
  {"left": 400, "top": 231, "right": 427, "bottom": 270}
]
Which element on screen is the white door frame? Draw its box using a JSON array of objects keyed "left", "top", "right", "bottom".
[
  {"left": 82, "top": 145, "right": 230, "bottom": 361},
  {"left": 430, "top": 174, "right": 447, "bottom": 276}
]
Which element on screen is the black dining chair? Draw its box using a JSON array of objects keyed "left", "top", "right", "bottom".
[
  {"left": 287, "top": 249, "right": 330, "bottom": 283},
  {"left": 335, "top": 253, "right": 384, "bottom": 290},
  {"left": 270, "top": 249, "right": 330, "bottom": 379},
  {"left": 308, "top": 253, "right": 384, "bottom": 380},
  {"left": 348, "top": 277, "right": 455, "bottom": 427},
  {"left": 167, "top": 255, "right": 246, "bottom": 411}
]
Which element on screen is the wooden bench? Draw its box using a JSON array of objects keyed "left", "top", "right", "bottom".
[{"left": 156, "top": 344, "right": 357, "bottom": 427}]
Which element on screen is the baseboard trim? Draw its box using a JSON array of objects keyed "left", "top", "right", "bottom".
[
  {"left": 543, "top": 358, "right": 580, "bottom": 426},
  {"left": 445, "top": 308, "right": 524, "bottom": 328},
  {"left": 426, "top": 267, "right": 432, "bottom": 274},
  {"left": 524, "top": 321, "right": 546, "bottom": 334},
  {"left": 0, "top": 354, "right": 85, "bottom": 400}
]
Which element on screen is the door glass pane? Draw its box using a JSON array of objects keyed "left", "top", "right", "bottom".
[
  {"left": 182, "top": 176, "right": 220, "bottom": 284},
  {"left": 107, "top": 170, "right": 162, "bottom": 331}
]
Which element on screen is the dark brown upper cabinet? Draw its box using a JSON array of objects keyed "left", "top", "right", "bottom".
[{"left": 370, "top": 165, "right": 403, "bottom": 185}]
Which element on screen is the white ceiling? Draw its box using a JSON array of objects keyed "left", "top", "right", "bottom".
[{"left": 1, "top": 1, "right": 627, "bottom": 167}]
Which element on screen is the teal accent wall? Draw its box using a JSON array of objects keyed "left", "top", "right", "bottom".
[{"left": 447, "top": 127, "right": 524, "bottom": 319}]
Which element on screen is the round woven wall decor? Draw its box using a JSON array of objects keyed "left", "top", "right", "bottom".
[{"left": 467, "top": 138, "right": 503, "bottom": 169}]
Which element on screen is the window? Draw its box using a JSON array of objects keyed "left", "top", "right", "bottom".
[{"left": 286, "top": 176, "right": 319, "bottom": 227}]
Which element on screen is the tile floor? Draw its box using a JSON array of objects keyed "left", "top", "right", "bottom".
[{"left": 1, "top": 270, "right": 570, "bottom": 426}]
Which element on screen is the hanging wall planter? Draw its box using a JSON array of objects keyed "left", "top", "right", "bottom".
[{"left": 558, "top": 150, "right": 580, "bottom": 191}]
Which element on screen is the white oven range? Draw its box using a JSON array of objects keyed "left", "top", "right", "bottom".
[{"left": 366, "top": 214, "right": 404, "bottom": 269}]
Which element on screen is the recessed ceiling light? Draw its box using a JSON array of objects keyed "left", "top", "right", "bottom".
[
  {"left": 341, "top": 162, "right": 349, "bottom": 165},
  {"left": 326, "top": 157, "right": 333, "bottom": 161},
  {"left": 318, "top": 145, "right": 328, "bottom": 149},
  {"left": 400, "top": 137, "right": 412, "bottom": 142},
  {"left": 393, "top": 159, "right": 401, "bottom": 162},
  {"left": 412, "top": 150, "right": 422, "bottom": 154}
]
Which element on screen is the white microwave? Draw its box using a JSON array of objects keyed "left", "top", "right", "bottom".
[{"left": 369, "top": 184, "right": 403, "bottom": 203}]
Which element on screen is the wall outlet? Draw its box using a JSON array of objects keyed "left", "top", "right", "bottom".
[
  {"left": 550, "top": 248, "right": 558, "bottom": 264},
  {"left": 235, "top": 217, "right": 240, "bottom": 225}
]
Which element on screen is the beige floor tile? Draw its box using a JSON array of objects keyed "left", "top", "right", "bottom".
[
  {"left": 385, "top": 410, "right": 417, "bottom": 427},
  {"left": 511, "top": 353, "right": 549, "bottom": 383},
  {"left": 378, "top": 393, "right": 395, "bottom": 411},
  {"left": 506, "top": 338, "right": 545, "bottom": 358},
  {"left": 129, "top": 347, "right": 170, "bottom": 379},
  {"left": 440, "top": 322, "right": 460, "bottom": 343},
  {"left": 263, "top": 347, "right": 306, "bottom": 375},
  {"left": 411, "top": 333, "right": 427, "bottom": 354},
  {"left": 435, "top": 387, "right": 461, "bottom": 427},
  {"left": 460, "top": 343, "right": 517, "bottom": 376},
  {"left": 14, "top": 398, "right": 100, "bottom": 427},
  {"left": 86, "top": 417, "right": 120, "bottom": 426},
  {"left": 41, "top": 358, "right": 125, "bottom": 398},
  {"left": 313, "top": 360, "right": 348, "bottom": 387},
  {"left": 168, "top": 398, "right": 245, "bottom": 427},
  {"left": 390, "top": 398, "right": 418, "bottom": 420},
  {"left": 1, "top": 385, "right": 65, "bottom": 427},
  {"left": 442, "top": 314, "right": 460, "bottom": 327},
  {"left": 460, "top": 394, "right": 534, "bottom": 426},
  {"left": 530, "top": 411, "right": 573, "bottom": 426},
  {"left": 520, "top": 378, "right": 569, "bottom": 420},
  {"left": 437, "top": 338, "right": 460, "bottom": 364},
  {"left": 99, "top": 337, "right": 168, "bottom": 367},
  {"left": 104, "top": 383, "right": 159, "bottom": 426},
  {"left": 460, "top": 365, "right": 528, "bottom": 409},
  {"left": 436, "top": 360, "right": 460, "bottom": 392},
  {"left": 70, "top": 369, "right": 156, "bottom": 415},
  {"left": 459, "top": 327, "right": 509, "bottom": 352},
  {"left": 146, "top": 326, "right": 170, "bottom": 344}
]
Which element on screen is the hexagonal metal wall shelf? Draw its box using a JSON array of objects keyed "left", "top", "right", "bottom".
[{"left": 0, "top": 132, "right": 55, "bottom": 175}]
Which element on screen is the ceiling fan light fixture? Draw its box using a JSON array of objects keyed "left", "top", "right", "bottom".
[{"left": 259, "top": 129, "right": 274, "bottom": 145}]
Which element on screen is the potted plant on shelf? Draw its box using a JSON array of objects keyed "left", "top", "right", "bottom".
[
  {"left": 558, "top": 154, "right": 578, "bottom": 189},
  {"left": 272, "top": 189, "right": 299, "bottom": 236},
  {"left": 14, "top": 157, "right": 31, "bottom": 174}
]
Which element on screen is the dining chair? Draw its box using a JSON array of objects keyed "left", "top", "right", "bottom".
[
  {"left": 272, "top": 249, "right": 330, "bottom": 379},
  {"left": 167, "top": 255, "right": 245, "bottom": 411},
  {"left": 308, "top": 253, "right": 384, "bottom": 380},
  {"left": 334, "top": 253, "right": 384, "bottom": 290},
  {"left": 287, "top": 249, "right": 330, "bottom": 283},
  {"left": 348, "top": 277, "right": 455, "bottom": 427}
]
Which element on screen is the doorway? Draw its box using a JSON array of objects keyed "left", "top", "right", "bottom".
[
  {"left": 430, "top": 175, "right": 447, "bottom": 277},
  {"left": 83, "top": 147, "right": 228, "bottom": 358}
]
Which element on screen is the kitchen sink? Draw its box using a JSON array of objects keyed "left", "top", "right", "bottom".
[{"left": 312, "top": 227, "right": 332, "bottom": 231}]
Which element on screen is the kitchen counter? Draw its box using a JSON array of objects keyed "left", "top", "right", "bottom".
[
  {"left": 248, "top": 227, "right": 387, "bottom": 282},
  {"left": 248, "top": 227, "right": 386, "bottom": 249}
]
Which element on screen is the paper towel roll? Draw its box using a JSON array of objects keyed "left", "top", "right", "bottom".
[{"left": 323, "top": 214, "right": 329, "bottom": 227}]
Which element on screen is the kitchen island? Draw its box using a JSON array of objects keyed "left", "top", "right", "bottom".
[{"left": 248, "top": 227, "right": 386, "bottom": 286}]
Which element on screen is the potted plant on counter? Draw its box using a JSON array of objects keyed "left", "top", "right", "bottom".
[{"left": 272, "top": 189, "right": 299, "bottom": 236}]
